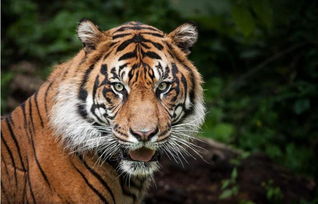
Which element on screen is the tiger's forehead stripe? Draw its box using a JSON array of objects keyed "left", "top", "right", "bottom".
[
  {"left": 98, "top": 23, "right": 170, "bottom": 86},
  {"left": 115, "top": 34, "right": 164, "bottom": 53}
]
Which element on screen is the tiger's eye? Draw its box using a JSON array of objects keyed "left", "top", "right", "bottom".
[
  {"left": 113, "top": 83, "right": 124, "bottom": 92},
  {"left": 158, "top": 82, "right": 169, "bottom": 91}
]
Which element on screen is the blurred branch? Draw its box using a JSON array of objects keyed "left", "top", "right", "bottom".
[{"left": 223, "top": 42, "right": 308, "bottom": 95}]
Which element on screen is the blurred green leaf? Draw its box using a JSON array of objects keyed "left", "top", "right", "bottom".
[
  {"left": 265, "top": 145, "right": 282, "bottom": 158},
  {"left": 211, "top": 123, "right": 234, "bottom": 143},
  {"left": 222, "top": 179, "right": 230, "bottom": 190},
  {"left": 231, "top": 168, "right": 238, "bottom": 180},
  {"left": 231, "top": 4, "right": 255, "bottom": 37},
  {"left": 249, "top": 0, "right": 273, "bottom": 29},
  {"left": 1, "top": 72, "right": 14, "bottom": 87},
  {"left": 219, "top": 189, "right": 234, "bottom": 199},
  {"left": 220, "top": 185, "right": 239, "bottom": 199},
  {"left": 294, "top": 99, "right": 310, "bottom": 115}
]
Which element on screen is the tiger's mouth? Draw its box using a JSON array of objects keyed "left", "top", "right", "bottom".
[
  {"left": 119, "top": 147, "right": 161, "bottom": 176},
  {"left": 120, "top": 147, "right": 161, "bottom": 162}
]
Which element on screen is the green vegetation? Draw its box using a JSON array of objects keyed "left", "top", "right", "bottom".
[
  {"left": 2, "top": 0, "right": 318, "bottom": 191},
  {"left": 220, "top": 168, "right": 239, "bottom": 199},
  {"left": 262, "top": 180, "right": 283, "bottom": 203}
]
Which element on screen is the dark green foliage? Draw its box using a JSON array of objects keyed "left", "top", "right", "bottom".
[
  {"left": 2, "top": 0, "right": 318, "bottom": 187},
  {"left": 262, "top": 180, "right": 283, "bottom": 203}
]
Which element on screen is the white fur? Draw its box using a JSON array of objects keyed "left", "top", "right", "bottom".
[
  {"left": 120, "top": 160, "right": 159, "bottom": 176},
  {"left": 184, "top": 98, "right": 205, "bottom": 130},
  {"left": 77, "top": 21, "right": 99, "bottom": 44},
  {"left": 175, "top": 24, "right": 198, "bottom": 48},
  {"left": 50, "top": 82, "right": 107, "bottom": 152}
]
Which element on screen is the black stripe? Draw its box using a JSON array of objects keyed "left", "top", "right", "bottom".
[
  {"left": 29, "top": 121, "right": 52, "bottom": 190},
  {"left": 32, "top": 149, "right": 51, "bottom": 190},
  {"left": 110, "top": 67, "right": 120, "bottom": 80},
  {"left": 5, "top": 118, "right": 26, "bottom": 171},
  {"left": 117, "top": 34, "right": 149, "bottom": 52},
  {"left": 120, "top": 177, "right": 138, "bottom": 202},
  {"left": 28, "top": 99, "right": 35, "bottom": 134},
  {"left": 102, "top": 51, "right": 112, "bottom": 60},
  {"left": 140, "top": 32, "right": 164, "bottom": 38},
  {"left": 119, "top": 63, "right": 129, "bottom": 72},
  {"left": 119, "top": 51, "right": 137, "bottom": 61},
  {"left": 109, "top": 42, "right": 118, "bottom": 48},
  {"left": 90, "top": 76, "right": 106, "bottom": 124},
  {"left": 77, "top": 65, "right": 95, "bottom": 119},
  {"left": 81, "top": 158, "right": 116, "bottom": 203},
  {"left": 144, "top": 51, "right": 161, "bottom": 59},
  {"left": 26, "top": 157, "right": 37, "bottom": 204},
  {"left": 62, "top": 69, "right": 69, "bottom": 80},
  {"left": 92, "top": 75, "right": 99, "bottom": 99},
  {"left": 116, "top": 34, "right": 163, "bottom": 53},
  {"left": 72, "top": 163, "right": 109, "bottom": 204},
  {"left": 180, "top": 73, "right": 188, "bottom": 103},
  {"left": 44, "top": 82, "right": 53, "bottom": 114},
  {"left": 166, "top": 41, "right": 196, "bottom": 103},
  {"left": 28, "top": 177, "right": 37, "bottom": 203},
  {"left": 1, "top": 131, "right": 18, "bottom": 186},
  {"left": 1, "top": 181, "right": 9, "bottom": 203},
  {"left": 178, "top": 63, "right": 195, "bottom": 106},
  {"left": 34, "top": 91, "right": 44, "bottom": 127},
  {"left": 173, "top": 108, "right": 185, "bottom": 124},
  {"left": 77, "top": 104, "right": 88, "bottom": 119},
  {"left": 79, "top": 89, "right": 88, "bottom": 102},
  {"left": 113, "top": 33, "right": 131, "bottom": 39},
  {"left": 165, "top": 42, "right": 176, "bottom": 58},
  {"left": 164, "top": 65, "right": 170, "bottom": 79},
  {"left": 8, "top": 112, "right": 15, "bottom": 126},
  {"left": 116, "top": 38, "right": 134, "bottom": 52},
  {"left": 140, "top": 42, "right": 150, "bottom": 49},
  {"left": 122, "top": 187, "right": 137, "bottom": 203},
  {"left": 100, "top": 64, "right": 108, "bottom": 75},
  {"left": 150, "top": 41, "right": 163, "bottom": 50},
  {"left": 170, "top": 53, "right": 197, "bottom": 122},
  {"left": 20, "top": 102, "right": 27, "bottom": 129},
  {"left": 170, "top": 63, "right": 180, "bottom": 102},
  {"left": 22, "top": 173, "right": 28, "bottom": 203},
  {"left": 80, "top": 65, "right": 95, "bottom": 93},
  {"left": 187, "top": 70, "right": 195, "bottom": 105}
]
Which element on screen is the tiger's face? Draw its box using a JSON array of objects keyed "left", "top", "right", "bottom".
[{"left": 51, "top": 21, "right": 205, "bottom": 176}]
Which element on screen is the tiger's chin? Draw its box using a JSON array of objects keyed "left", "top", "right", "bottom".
[{"left": 120, "top": 160, "right": 160, "bottom": 176}]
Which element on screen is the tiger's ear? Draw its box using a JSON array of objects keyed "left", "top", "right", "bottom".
[
  {"left": 168, "top": 23, "right": 198, "bottom": 55},
  {"left": 77, "top": 19, "right": 103, "bottom": 53}
]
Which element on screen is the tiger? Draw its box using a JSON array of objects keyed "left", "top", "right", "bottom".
[{"left": 1, "top": 20, "right": 205, "bottom": 203}]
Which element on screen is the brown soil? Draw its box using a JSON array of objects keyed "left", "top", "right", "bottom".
[{"left": 145, "top": 140, "right": 316, "bottom": 204}]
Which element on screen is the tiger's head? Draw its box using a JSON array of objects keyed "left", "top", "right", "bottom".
[{"left": 51, "top": 20, "right": 205, "bottom": 176}]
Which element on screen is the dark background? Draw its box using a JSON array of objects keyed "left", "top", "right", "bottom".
[{"left": 2, "top": 0, "right": 318, "bottom": 202}]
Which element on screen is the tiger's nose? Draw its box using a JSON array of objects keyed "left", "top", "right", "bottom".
[{"left": 130, "top": 128, "right": 159, "bottom": 141}]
